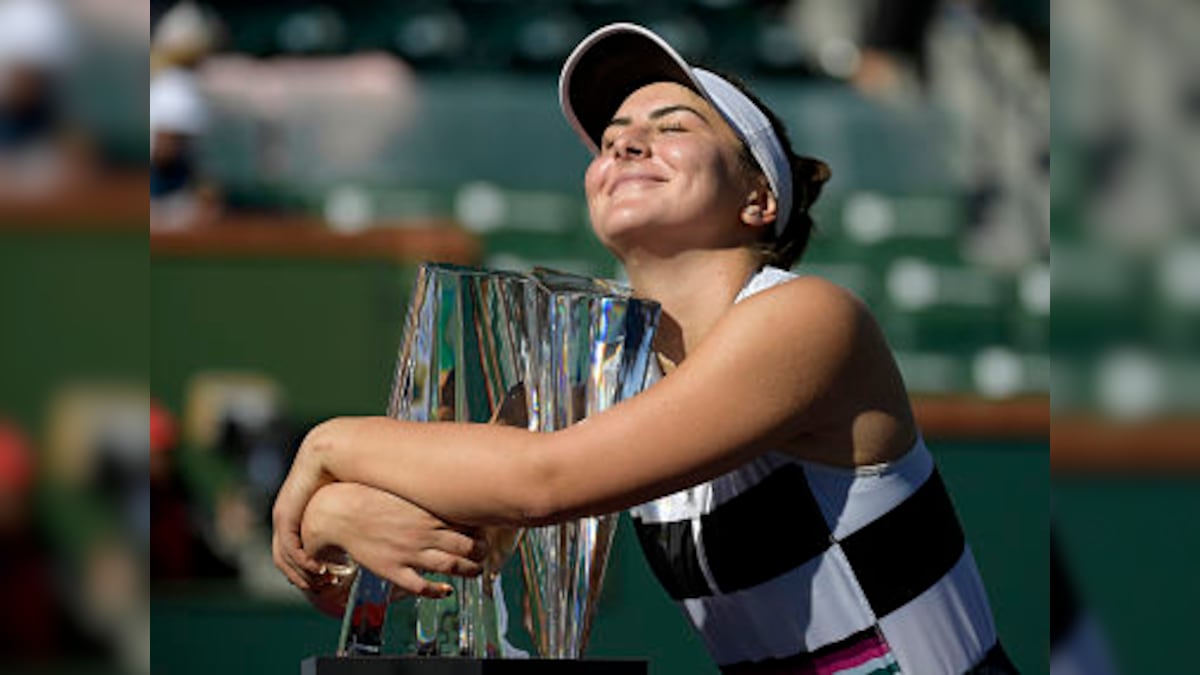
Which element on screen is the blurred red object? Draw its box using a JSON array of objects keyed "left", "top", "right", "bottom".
[
  {"left": 150, "top": 398, "right": 178, "bottom": 456},
  {"left": 0, "top": 418, "right": 57, "bottom": 660},
  {"left": 0, "top": 419, "right": 34, "bottom": 495}
]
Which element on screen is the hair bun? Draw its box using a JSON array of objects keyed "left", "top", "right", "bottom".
[{"left": 796, "top": 156, "right": 831, "bottom": 210}]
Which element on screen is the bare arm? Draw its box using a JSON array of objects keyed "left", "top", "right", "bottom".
[
  {"left": 274, "top": 277, "right": 872, "bottom": 552},
  {"left": 274, "top": 480, "right": 488, "bottom": 595},
  {"left": 304, "top": 483, "right": 487, "bottom": 584}
]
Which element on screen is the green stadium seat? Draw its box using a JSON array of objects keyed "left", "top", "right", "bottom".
[
  {"left": 876, "top": 259, "right": 1012, "bottom": 354},
  {"left": 892, "top": 351, "right": 971, "bottom": 396}
]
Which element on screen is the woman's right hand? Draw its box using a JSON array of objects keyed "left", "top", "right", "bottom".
[{"left": 299, "top": 482, "right": 489, "bottom": 600}]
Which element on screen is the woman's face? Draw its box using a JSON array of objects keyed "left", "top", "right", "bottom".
[{"left": 584, "top": 82, "right": 754, "bottom": 256}]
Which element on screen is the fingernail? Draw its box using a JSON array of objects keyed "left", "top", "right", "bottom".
[{"left": 440, "top": 584, "right": 454, "bottom": 597}]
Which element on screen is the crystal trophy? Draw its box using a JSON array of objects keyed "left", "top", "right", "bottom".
[
  {"left": 335, "top": 263, "right": 659, "bottom": 663},
  {"left": 517, "top": 268, "right": 659, "bottom": 659}
]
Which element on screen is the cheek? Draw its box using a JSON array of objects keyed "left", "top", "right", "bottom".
[
  {"left": 583, "top": 160, "right": 609, "bottom": 237},
  {"left": 666, "top": 139, "right": 724, "bottom": 175},
  {"left": 583, "top": 159, "right": 607, "bottom": 201},
  {"left": 664, "top": 144, "right": 735, "bottom": 201}
]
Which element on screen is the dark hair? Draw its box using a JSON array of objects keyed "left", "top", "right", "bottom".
[{"left": 718, "top": 72, "right": 831, "bottom": 269}]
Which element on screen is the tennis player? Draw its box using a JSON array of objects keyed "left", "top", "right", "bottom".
[{"left": 275, "top": 23, "right": 1016, "bottom": 674}]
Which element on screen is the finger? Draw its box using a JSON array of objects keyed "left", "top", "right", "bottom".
[
  {"left": 468, "top": 536, "right": 490, "bottom": 563},
  {"left": 417, "top": 550, "right": 483, "bottom": 578},
  {"left": 274, "top": 519, "right": 324, "bottom": 586},
  {"left": 272, "top": 534, "right": 312, "bottom": 590},
  {"left": 272, "top": 489, "right": 324, "bottom": 575},
  {"left": 388, "top": 567, "right": 454, "bottom": 599},
  {"left": 297, "top": 549, "right": 324, "bottom": 574},
  {"left": 282, "top": 528, "right": 324, "bottom": 575},
  {"left": 432, "top": 530, "right": 489, "bottom": 562},
  {"left": 271, "top": 534, "right": 302, "bottom": 586},
  {"left": 281, "top": 553, "right": 313, "bottom": 590},
  {"left": 273, "top": 503, "right": 323, "bottom": 576}
]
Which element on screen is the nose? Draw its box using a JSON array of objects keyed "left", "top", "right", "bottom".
[{"left": 610, "top": 128, "right": 648, "bottom": 159}]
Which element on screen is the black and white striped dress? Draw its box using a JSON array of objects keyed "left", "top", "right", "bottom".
[{"left": 629, "top": 267, "right": 1014, "bottom": 674}]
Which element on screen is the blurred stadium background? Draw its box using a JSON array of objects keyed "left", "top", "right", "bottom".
[{"left": 0, "top": 0, "right": 1194, "bottom": 673}]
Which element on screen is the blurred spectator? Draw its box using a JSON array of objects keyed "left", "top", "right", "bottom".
[
  {"left": 150, "top": 1, "right": 222, "bottom": 230},
  {"left": 1057, "top": 0, "right": 1199, "bottom": 252},
  {"left": 0, "top": 418, "right": 53, "bottom": 660},
  {"left": 925, "top": 1, "right": 1049, "bottom": 269},
  {"left": 152, "top": 0, "right": 219, "bottom": 71},
  {"left": 0, "top": 421, "right": 34, "bottom": 533},
  {"left": 39, "top": 385, "right": 150, "bottom": 673},
  {"left": 151, "top": 397, "right": 240, "bottom": 582},
  {"left": 855, "top": 0, "right": 941, "bottom": 97},
  {"left": 787, "top": 0, "right": 1049, "bottom": 270},
  {"left": 0, "top": 417, "right": 111, "bottom": 666},
  {"left": 198, "top": 52, "right": 419, "bottom": 193},
  {"left": 0, "top": 0, "right": 93, "bottom": 199},
  {"left": 173, "top": 372, "right": 300, "bottom": 598}
]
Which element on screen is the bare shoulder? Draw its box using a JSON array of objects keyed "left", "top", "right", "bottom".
[
  {"left": 690, "top": 274, "right": 874, "bottom": 380},
  {"left": 756, "top": 274, "right": 865, "bottom": 308},
  {"left": 730, "top": 274, "right": 870, "bottom": 339}
]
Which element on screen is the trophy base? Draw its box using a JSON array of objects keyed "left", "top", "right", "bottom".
[{"left": 301, "top": 656, "right": 647, "bottom": 675}]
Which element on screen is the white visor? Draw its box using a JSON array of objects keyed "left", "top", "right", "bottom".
[{"left": 559, "top": 22, "right": 793, "bottom": 237}]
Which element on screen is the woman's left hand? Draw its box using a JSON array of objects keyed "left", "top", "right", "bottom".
[
  {"left": 272, "top": 419, "right": 344, "bottom": 591},
  {"left": 300, "top": 481, "right": 486, "bottom": 599}
]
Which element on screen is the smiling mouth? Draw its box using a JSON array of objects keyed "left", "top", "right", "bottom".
[{"left": 609, "top": 175, "right": 666, "bottom": 195}]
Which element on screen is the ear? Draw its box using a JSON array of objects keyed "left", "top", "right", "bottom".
[{"left": 740, "top": 188, "right": 778, "bottom": 231}]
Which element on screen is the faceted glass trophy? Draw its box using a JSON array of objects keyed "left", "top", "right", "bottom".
[
  {"left": 334, "top": 263, "right": 659, "bottom": 665},
  {"left": 518, "top": 268, "right": 660, "bottom": 659},
  {"left": 338, "top": 264, "right": 529, "bottom": 658}
]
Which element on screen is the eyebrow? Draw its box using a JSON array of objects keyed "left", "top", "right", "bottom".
[{"left": 605, "top": 104, "right": 711, "bottom": 131}]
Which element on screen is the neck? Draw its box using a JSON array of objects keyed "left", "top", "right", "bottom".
[{"left": 624, "top": 247, "right": 763, "bottom": 366}]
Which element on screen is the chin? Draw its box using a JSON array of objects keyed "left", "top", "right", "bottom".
[
  {"left": 598, "top": 224, "right": 698, "bottom": 262},
  {"left": 593, "top": 202, "right": 664, "bottom": 234},
  {"left": 593, "top": 216, "right": 653, "bottom": 249}
]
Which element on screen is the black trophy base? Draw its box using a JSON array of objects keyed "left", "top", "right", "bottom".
[{"left": 301, "top": 656, "right": 648, "bottom": 675}]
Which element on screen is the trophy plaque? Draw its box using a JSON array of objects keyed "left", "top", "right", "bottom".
[{"left": 312, "top": 263, "right": 657, "bottom": 673}]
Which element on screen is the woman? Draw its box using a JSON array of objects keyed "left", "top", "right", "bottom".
[{"left": 274, "top": 23, "right": 1015, "bottom": 674}]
